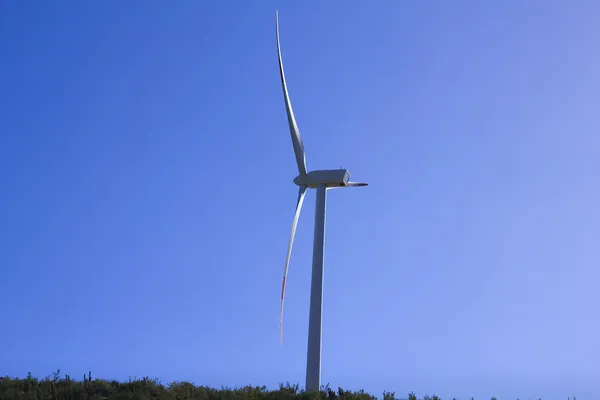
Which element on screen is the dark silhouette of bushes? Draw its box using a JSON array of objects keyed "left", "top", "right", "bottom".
[{"left": 0, "top": 371, "right": 449, "bottom": 400}]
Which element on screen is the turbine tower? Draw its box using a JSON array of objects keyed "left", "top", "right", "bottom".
[{"left": 276, "top": 11, "right": 367, "bottom": 393}]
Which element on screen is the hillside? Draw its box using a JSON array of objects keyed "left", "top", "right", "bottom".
[{"left": 0, "top": 372, "right": 441, "bottom": 400}]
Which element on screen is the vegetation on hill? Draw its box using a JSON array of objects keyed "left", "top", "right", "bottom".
[
  {"left": 0, "top": 371, "right": 441, "bottom": 400},
  {"left": 3, "top": 370, "right": 566, "bottom": 400}
]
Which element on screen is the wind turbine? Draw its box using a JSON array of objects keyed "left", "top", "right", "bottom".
[{"left": 276, "top": 11, "right": 367, "bottom": 392}]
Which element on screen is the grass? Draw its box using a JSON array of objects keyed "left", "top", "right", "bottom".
[
  {"left": 0, "top": 371, "right": 441, "bottom": 400},
  {"left": 1, "top": 371, "right": 563, "bottom": 400}
]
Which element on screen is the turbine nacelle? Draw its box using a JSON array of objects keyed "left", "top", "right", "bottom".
[
  {"left": 293, "top": 169, "right": 368, "bottom": 188},
  {"left": 293, "top": 169, "right": 348, "bottom": 188}
]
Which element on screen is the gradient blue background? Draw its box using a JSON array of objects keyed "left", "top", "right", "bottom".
[{"left": 1, "top": 1, "right": 598, "bottom": 399}]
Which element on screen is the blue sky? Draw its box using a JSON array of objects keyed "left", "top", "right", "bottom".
[{"left": 1, "top": 1, "right": 598, "bottom": 399}]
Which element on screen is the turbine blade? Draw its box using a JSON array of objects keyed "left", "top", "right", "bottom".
[
  {"left": 280, "top": 184, "right": 308, "bottom": 344},
  {"left": 276, "top": 11, "right": 307, "bottom": 176},
  {"left": 346, "top": 182, "right": 368, "bottom": 187}
]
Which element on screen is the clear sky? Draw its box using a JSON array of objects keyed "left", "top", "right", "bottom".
[{"left": 1, "top": 1, "right": 598, "bottom": 399}]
